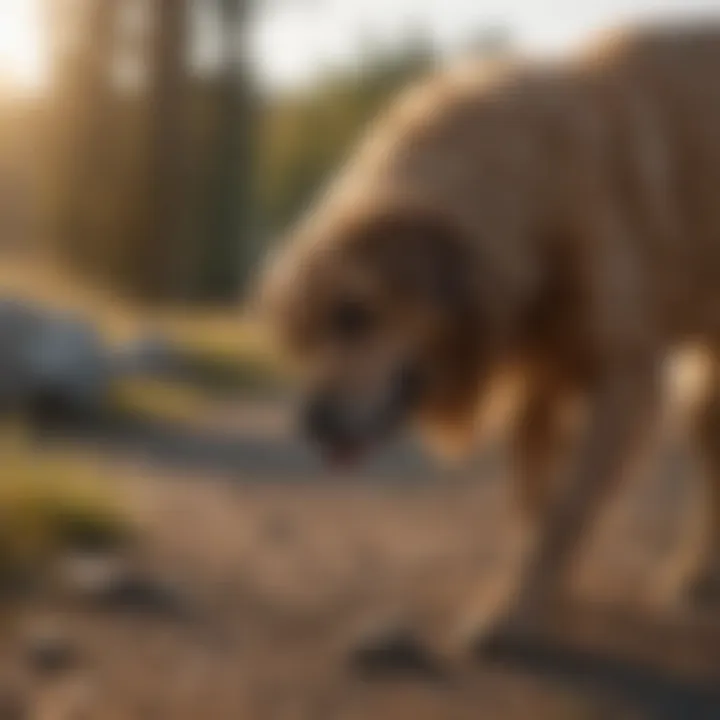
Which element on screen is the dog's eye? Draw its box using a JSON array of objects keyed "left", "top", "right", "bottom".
[{"left": 329, "top": 298, "right": 374, "bottom": 341}]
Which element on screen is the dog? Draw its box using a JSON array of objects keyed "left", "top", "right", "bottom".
[{"left": 257, "top": 22, "right": 720, "bottom": 612}]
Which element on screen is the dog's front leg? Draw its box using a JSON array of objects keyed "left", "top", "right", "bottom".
[
  {"left": 507, "top": 358, "right": 660, "bottom": 622},
  {"left": 513, "top": 375, "right": 570, "bottom": 524}
]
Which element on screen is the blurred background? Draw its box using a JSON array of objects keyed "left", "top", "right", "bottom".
[{"left": 0, "top": 1, "right": 717, "bottom": 718}]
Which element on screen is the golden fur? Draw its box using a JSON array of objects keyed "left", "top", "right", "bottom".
[{"left": 259, "top": 23, "right": 720, "bottom": 603}]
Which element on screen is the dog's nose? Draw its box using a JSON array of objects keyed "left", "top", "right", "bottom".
[
  {"left": 395, "top": 362, "right": 424, "bottom": 407},
  {"left": 301, "top": 394, "right": 342, "bottom": 445}
]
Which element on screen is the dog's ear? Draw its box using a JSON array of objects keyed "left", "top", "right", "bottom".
[{"left": 357, "top": 208, "right": 479, "bottom": 318}]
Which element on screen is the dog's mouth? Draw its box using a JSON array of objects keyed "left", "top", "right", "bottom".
[{"left": 304, "top": 362, "right": 426, "bottom": 470}]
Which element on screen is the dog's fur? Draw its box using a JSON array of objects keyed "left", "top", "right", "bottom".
[{"left": 259, "top": 23, "right": 720, "bottom": 603}]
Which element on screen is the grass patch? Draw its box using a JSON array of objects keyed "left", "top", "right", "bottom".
[
  {"left": 109, "top": 377, "right": 216, "bottom": 425},
  {"left": 177, "top": 349, "right": 286, "bottom": 395},
  {"left": 0, "top": 429, "right": 135, "bottom": 580},
  {"left": 157, "top": 315, "right": 288, "bottom": 394}
]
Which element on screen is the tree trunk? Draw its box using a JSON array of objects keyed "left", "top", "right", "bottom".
[
  {"left": 48, "top": 0, "right": 119, "bottom": 276},
  {"left": 131, "top": 0, "right": 190, "bottom": 301},
  {"left": 195, "top": 0, "right": 256, "bottom": 303}
]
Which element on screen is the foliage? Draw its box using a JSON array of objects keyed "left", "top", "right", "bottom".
[
  {"left": 260, "top": 32, "right": 437, "bottom": 233},
  {"left": 3, "top": 2, "right": 450, "bottom": 305}
]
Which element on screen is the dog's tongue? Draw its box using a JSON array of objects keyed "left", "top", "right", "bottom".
[{"left": 325, "top": 443, "right": 364, "bottom": 471}]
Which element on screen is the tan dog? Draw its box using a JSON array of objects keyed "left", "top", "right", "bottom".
[{"left": 258, "top": 23, "right": 720, "bottom": 611}]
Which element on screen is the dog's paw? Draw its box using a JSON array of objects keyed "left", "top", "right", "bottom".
[
  {"left": 347, "top": 619, "right": 447, "bottom": 680},
  {"left": 465, "top": 607, "right": 546, "bottom": 665},
  {"left": 470, "top": 619, "right": 522, "bottom": 662}
]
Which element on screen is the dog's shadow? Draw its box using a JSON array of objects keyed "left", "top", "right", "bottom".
[{"left": 475, "top": 599, "right": 720, "bottom": 720}]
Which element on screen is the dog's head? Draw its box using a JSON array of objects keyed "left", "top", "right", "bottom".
[{"left": 258, "top": 201, "right": 502, "bottom": 465}]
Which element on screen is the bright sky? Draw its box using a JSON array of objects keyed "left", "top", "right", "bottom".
[
  {"left": 0, "top": 0, "right": 719, "bottom": 93},
  {"left": 249, "top": 0, "right": 720, "bottom": 90},
  {"left": 0, "top": 0, "right": 46, "bottom": 90}
]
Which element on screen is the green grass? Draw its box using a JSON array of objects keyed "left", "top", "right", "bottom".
[
  {"left": 108, "top": 316, "right": 288, "bottom": 423},
  {"left": 158, "top": 314, "right": 288, "bottom": 394},
  {"left": 0, "top": 428, "right": 135, "bottom": 581},
  {"left": 109, "top": 377, "right": 217, "bottom": 424}
]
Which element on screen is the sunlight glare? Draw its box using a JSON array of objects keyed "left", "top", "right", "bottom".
[{"left": 0, "top": 0, "right": 47, "bottom": 91}]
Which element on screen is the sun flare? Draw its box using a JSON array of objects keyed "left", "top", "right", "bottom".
[{"left": 0, "top": 0, "right": 47, "bottom": 91}]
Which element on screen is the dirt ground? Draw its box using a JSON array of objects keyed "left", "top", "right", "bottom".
[{"left": 3, "top": 398, "right": 720, "bottom": 720}]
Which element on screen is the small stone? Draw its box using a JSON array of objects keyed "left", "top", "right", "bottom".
[
  {"left": 60, "top": 554, "right": 189, "bottom": 619},
  {"left": 94, "top": 572, "right": 188, "bottom": 618},
  {"left": 26, "top": 630, "right": 80, "bottom": 677}
]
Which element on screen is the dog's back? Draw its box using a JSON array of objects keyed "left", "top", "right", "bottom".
[
  {"left": 579, "top": 25, "right": 720, "bottom": 340},
  {"left": 315, "top": 23, "right": 720, "bottom": 349}
]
